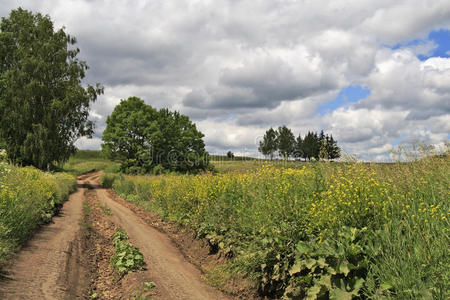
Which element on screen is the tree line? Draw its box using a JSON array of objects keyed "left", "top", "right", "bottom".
[{"left": 259, "top": 126, "right": 341, "bottom": 161}]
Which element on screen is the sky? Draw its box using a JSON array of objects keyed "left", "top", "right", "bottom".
[{"left": 1, "top": 0, "right": 449, "bottom": 161}]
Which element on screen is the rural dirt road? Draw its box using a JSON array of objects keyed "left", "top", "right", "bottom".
[{"left": 0, "top": 172, "right": 231, "bottom": 299}]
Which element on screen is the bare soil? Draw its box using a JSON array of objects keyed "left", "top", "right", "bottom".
[{"left": 0, "top": 171, "right": 237, "bottom": 299}]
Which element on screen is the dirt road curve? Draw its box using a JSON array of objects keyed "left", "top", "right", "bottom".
[{"left": 0, "top": 172, "right": 230, "bottom": 300}]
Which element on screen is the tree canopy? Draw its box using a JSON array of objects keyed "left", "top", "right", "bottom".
[
  {"left": 0, "top": 8, "right": 102, "bottom": 169},
  {"left": 258, "top": 127, "right": 278, "bottom": 160},
  {"left": 277, "top": 126, "right": 295, "bottom": 158},
  {"left": 102, "top": 97, "right": 209, "bottom": 174}
]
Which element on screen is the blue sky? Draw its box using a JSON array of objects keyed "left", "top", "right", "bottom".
[
  {"left": 392, "top": 29, "right": 450, "bottom": 60},
  {"left": 318, "top": 85, "right": 370, "bottom": 114}
]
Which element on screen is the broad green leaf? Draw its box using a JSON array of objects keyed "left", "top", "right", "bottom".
[
  {"left": 350, "top": 278, "right": 365, "bottom": 295},
  {"left": 289, "top": 260, "right": 303, "bottom": 275},
  {"left": 305, "top": 258, "right": 318, "bottom": 272},
  {"left": 317, "top": 257, "right": 328, "bottom": 268},
  {"left": 305, "top": 284, "right": 321, "bottom": 300},
  {"left": 380, "top": 282, "right": 393, "bottom": 291},
  {"left": 329, "top": 288, "right": 353, "bottom": 300},
  {"left": 318, "top": 274, "right": 332, "bottom": 289},
  {"left": 296, "top": 241, "right": 312, "bottom": 255},
  {"left": 337, "top": 260, "right": 350, "bottom": 276}
]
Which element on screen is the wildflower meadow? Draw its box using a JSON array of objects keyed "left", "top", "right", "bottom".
[{"left": 103, "top": 148, "right": 449, "bottom": 299}]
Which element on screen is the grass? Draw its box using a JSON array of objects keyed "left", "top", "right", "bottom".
[{"left": 105, "top": 147, "right": 449, "bottom": 299}]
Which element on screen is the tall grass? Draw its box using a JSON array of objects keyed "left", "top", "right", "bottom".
[
  {"left": 106, "top": 148, "right": 449, "bottom": 298},
  {"left": 0, "top": 161, "right": 76, "bottom": 268}
]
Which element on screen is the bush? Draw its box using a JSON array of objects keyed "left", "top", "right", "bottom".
[{"left": 100, "top": 173, "right": 118, "bottom": 188}]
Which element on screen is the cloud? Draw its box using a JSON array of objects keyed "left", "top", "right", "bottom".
[{"left": 1, "top": 0, "right": 449, "bottom": 160}]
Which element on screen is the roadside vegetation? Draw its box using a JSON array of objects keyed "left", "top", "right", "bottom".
[
  {"left": 0, "top": 149, "right": 76, "bottom": 268},
  {"left": 103, "top": 146, "right": 449, "bottom": 299}
]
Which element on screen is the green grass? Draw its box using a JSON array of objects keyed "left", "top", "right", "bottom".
[{"left": 106, "top": 149, "right": 449, "bottom": 299}]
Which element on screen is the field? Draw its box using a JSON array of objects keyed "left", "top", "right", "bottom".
[
  {"left": 1, "top": 149, "right": 449, "bottom": 299},
  {"left": 101, "top": 150, "right": 449, "bottom": 299}
]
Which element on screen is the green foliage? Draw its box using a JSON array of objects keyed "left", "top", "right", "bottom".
[
  {"left": 284, "top": 227, "right": 367, "bottom": 299},
  {"left": 100, "top": 173, "right": 118, "bottom": 188},
  {"left": 302, "top": 131, "right": 319, "bottom": 161},
  {"left": 259, "top": 127, "right": 341, "bottom": 161},
  {"left": 111, "top": 230, "right": 145, "bottom": 274},
  {"left": 259, "top": 127, "right": 278, "bottom": 159},
  {"left": 102, "top": 97, "right": 209, "bottom": 174},
  {"left": 110, "top": 146, "right": 449, "bottom": 298},
  {"left": 0, "top": 160, "right": 76, "bottom": 268},
  {"left": 277, "top": 126, "right": 296, "bottom": 159},
  {"left": 0, "top": 8, "right": 103, "bottom": 169}
]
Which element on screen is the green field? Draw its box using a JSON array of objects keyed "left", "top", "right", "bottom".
[
  {"left": 99, "top": 149, "right": 449, "bottom": 299},
  {"left": 2, "top": 149, "right": 449, "bottom": 299}
]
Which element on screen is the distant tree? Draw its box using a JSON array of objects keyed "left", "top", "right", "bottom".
[
  {"left": 102, "top": 97, "right": 160, "bottom": 173},
  {"left": 258, "top": 127, "right": 278, "bottom": 160},
  {"left": 277, "top": 126, "right": 296, "bottom": 159},
  {"left": 227, "top": 151, "right": 234, "bottom": 159},
  {"left": 303, "top": 131, "right": 318, "bottom": 161},
  {"left": 0, "top": 8, "right": 103, "bottom": 169},
  {"left": 319, "top": 137, "right": 330, "bottom": 160},
  {"left": 328, "top": 134, "right": 341, "bottom": 160},
  {"left": 294, "top": 134, "right": 304, "bottom": 160},
  {"left": 102, "top": 97, "right": 208, "bottom": 173},
  {"left": 318, "top": 130, "right": 325, "bottom": 147},
  {"left": 156, "top": 108, "right": 208, "bottom": 172}
]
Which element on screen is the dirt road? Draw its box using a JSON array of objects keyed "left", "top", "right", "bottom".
[{"left": 0, "top": 172, "right": 231, "bottom": 299}]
